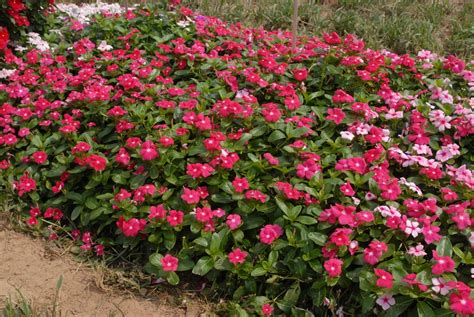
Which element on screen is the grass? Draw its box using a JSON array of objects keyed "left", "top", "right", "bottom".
[
  {"left": 180, "top": 0, "right": 474, "bottom": 59},
  {"left": 62, "top": 0, "right": 474, "bottom": 59},
  {"left": 1, "top": 277, "right": 68, "bottom": 317}
]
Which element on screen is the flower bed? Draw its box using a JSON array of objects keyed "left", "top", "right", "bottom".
[{"left": 0, "top": 2, "right": 473, "bottom": 316}]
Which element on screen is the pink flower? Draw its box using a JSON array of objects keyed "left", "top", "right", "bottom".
[
  {"left": 263, "top": 153, "right": 279, "bottom": 165},
  {"left": 245, "top": 190, "right": 267, "bottom": 203},
  {"left": 31, "top": 151, "right": 47, "bottom": 164},
  {"left": 232, "top": 177, "right": 249, "bottom": 193},
  {"left": 167, "top": 210, "right": 184, "bottom": 227},
  {"left": 161, "top": 254, "right": 179, "bottom": 272},
  {"left": 140, "top": 140, "right": 158, "bottom": 160},
  {"left": 296, "top": 159, "right": 321, "bottom": 180},
  {"left": 449, "top": 292, "right": 474, "bottom": 316},
  {"left": 259, "top": 224, "right": 283, "bottom": 244},
  {"left": 407, "top": 244, "right": 426, "bottom": 257},
  {"left": 329, "top": 228, "right": 352, "bottom": 246},
  {"left": 432, "top": 277, "right": 451, "bottom": 295},
  {"left": 116, "top": 217, "right": 146, "bottom": 237},
  {"left": 195, "top": 207, "right": 213, "bottom": 223},
  {"left": 376, "top": 294, "right": 395, "bottom": 311},
  {"left": 181, "top": 187, "right": 201, "bottom": 204},
  {"left": 432, "top": 251, "right": 455, "bottom": 275},
  {"left": 228, "top": 248, "right": 248, "bottom": 265},
  {"left": 332, "top": 89, "right": 354, "bottom": 103},
  {"left": 261, "top": 303, "right": 274, "bottom": 316},
  {"left": 261, "top": 103, "right": 282, "bottom": 122},
  {"left": 326, "top": 108, "right": 346, "bottom": 124},
  {"left": 363, "top": 247, "right": 381, "bottom": 265},
  {"left": 115, "top": 147, "right": 130, "bottom": 165},
  {"left": 324, "top": 258, "right": 343, "bottom": 277},
  {"left": 340, "top": 182, "right": 355, "bottom": 196},
  {"left": 293, "top": 68, "right": 308, "bottom": 81},
  {"left": 226, "top": 214, "right": 242, "bottom": 230},
  {"left": 422, "top": 225, "right": 442, "bottom": 244},
  {"left": 149, "top": 204, "right": 167, "bottom": 220},
  {"left": 86, "top": 154, "right": 107, "bottom": 171},
  {"left": 375, "top": 269, "right": 393, "bottom": 289},
  {"left": 186, "top": 163, "right": 215, "bottom": 178},
  {"left": 15, "top": 174, "right": 37, "bottom": 197}
]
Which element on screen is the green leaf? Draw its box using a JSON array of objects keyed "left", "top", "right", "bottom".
[
  {"left": 384, "top": 298, "right": 413, "bottom": 317},
  {"left": 71, "top": 206, "right": 83, "bottom": 221},
  {"left": 308, "top": 232, "right": 327, "bottom": 246},
  {"left": 149, "top": 253, "right": 163, "bottom": 267},
  {"left": 268, "top": 130, "right": 286, "bottom": 143},
  {"left": 251, "top": 266, "right": 267, "bottom": 277},
  {"left": 31, "top": 135, "right": 43, "bottom": 148},
  {"left": 130, "top": 174, "right": 147, "bottom": 190},
  {"left": 436, "top": 237, "right": 452, "bottom": 257},
  {"left": 283, "top": 282, "right": 300, "bottom": 306},
  {"left": 166, "top": 272, "right": 180, "bottom": 285},
  {"left": 177, "top": 257, "right": 194, "bottom": 271},
  {"left": 417, "top": 302, "right": 435, "bottom": 317},
  {"left": 192, "top": 256, "right": 214, "bottom": 276},
  {"left": 296, "top": 215, "right": 317, "bottom": 225},
  {"left": 275, "top": 197, "right": 290, "bottom": 216}
]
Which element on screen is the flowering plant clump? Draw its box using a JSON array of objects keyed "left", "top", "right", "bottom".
[
  {"left": 0, "top": 2, "right": 473, "bottom": 316},
  {"left": 0, "top": 0, "right": 55, "bottom": 50}
]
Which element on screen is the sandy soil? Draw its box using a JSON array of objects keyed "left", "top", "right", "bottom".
[{"left": 0, "top": 219, "right": 207, "bottom": 317}]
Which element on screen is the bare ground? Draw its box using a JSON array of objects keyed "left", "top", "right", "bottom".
[{"left": 0, "top": 218, "right": 208, "bottom": 317}]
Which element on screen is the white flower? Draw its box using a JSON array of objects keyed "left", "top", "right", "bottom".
[
  {"left": 27, "top": 32, "right": 50, "bottom": 51},
  {"left": 0, "top": 69, "right": 16, "bottom": 79},
  {"left": 407, "top": 243, "right": 426, "bottom": 257},
  {"left": 340, "top": 131, "right": 354, "bottom": 141},
  {"left": 376, "top": 294, "right": 395, "bottom": 310},
  {"left": 404, "top": 219, "right": 421, "bottom": 238},
  {"left": 97, "top": 40, "right": 113, "bottom": 51},
  {"left": 177, "top": 20, "right": 191, "bottom": 28},
  {"left": 374, "top": 205, "right": 401, "bottom": 218},
  {"left": 432, "top": 277, "right": 451, "bottom": 295}
]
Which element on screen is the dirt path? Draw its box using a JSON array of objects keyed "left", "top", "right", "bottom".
[{"left": 0, "top": 224, "right": 206, "bottom": 316}]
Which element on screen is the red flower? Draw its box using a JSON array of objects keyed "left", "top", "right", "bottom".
[
  {"left": 115, "top": 147, "right": 130, "bottom": 165},
  {"left": 374, "top": 269, "right": 393, "bottom": 289},
  {"left": 7, "top": 0, "right": 26, "bottom": 12},
  {"left": 167, "top": 210, "right": 184, "bottom": 227},
  {"left": 149, "top": 204, "right": 167, "bottom": 220},
  {"left": 232, "top": 177, "right": 249, "bottom": 193},
  {"left": 31, "top": 151, "right": 48, "bottom": 164},
  {"left": 116, "top": 217, "right": 146, "bottom": 237},
  {"left": 259, "top": 224, "right": 282, "bottom": 244},
  {"left": 15, "top": 174, "right": 36, "bottom": 197},
  {"left": 261, "top": 103, "right": 281, "bottom": 122},
  {"left": 340, "top": 182, "right": 355, "bottom": 196},
  {"left": 161, "top": 254, "right": 179, "bottom": 272},
  {"left": 261, "top": 303, "right": 274, "bottom": 316},
  {"left": 0, "top": 27, "right": 9, "bottom": 50},
  {"left": 226, "top": 214, "right": 242, "bottom": 230},
  {"left": 181, "top": 187, "right": 201, "bottom": 204},
  {"left": 432, "top": 251, "right": 455, "bottom": 275},
  {"left": 140, "top": 140, "right": 158, "bottom": 161},
  {"left": 228, "top": 248, "right": 248, "bottom": 265},
  {"left": 292, "top": 68, "right": 308, "bottom": 81},
  {"left": 326, "top": 108, "right": 346, "bottom": 124},
  {"left": 449, "top": 292, "right": 474, "bottom": 316},
  {"left": 324, "top": 258, "right": 343, "bottom": 277},
  {"left": 332, "top": 89, "right": 354, "bottom": 103},
  {"left": 86, "top": 154, "right": 107, "bottom": 171}
]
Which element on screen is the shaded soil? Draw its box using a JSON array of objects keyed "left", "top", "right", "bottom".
[{"left": 0, "top": 219, "right": 207, "bottom": 316}]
